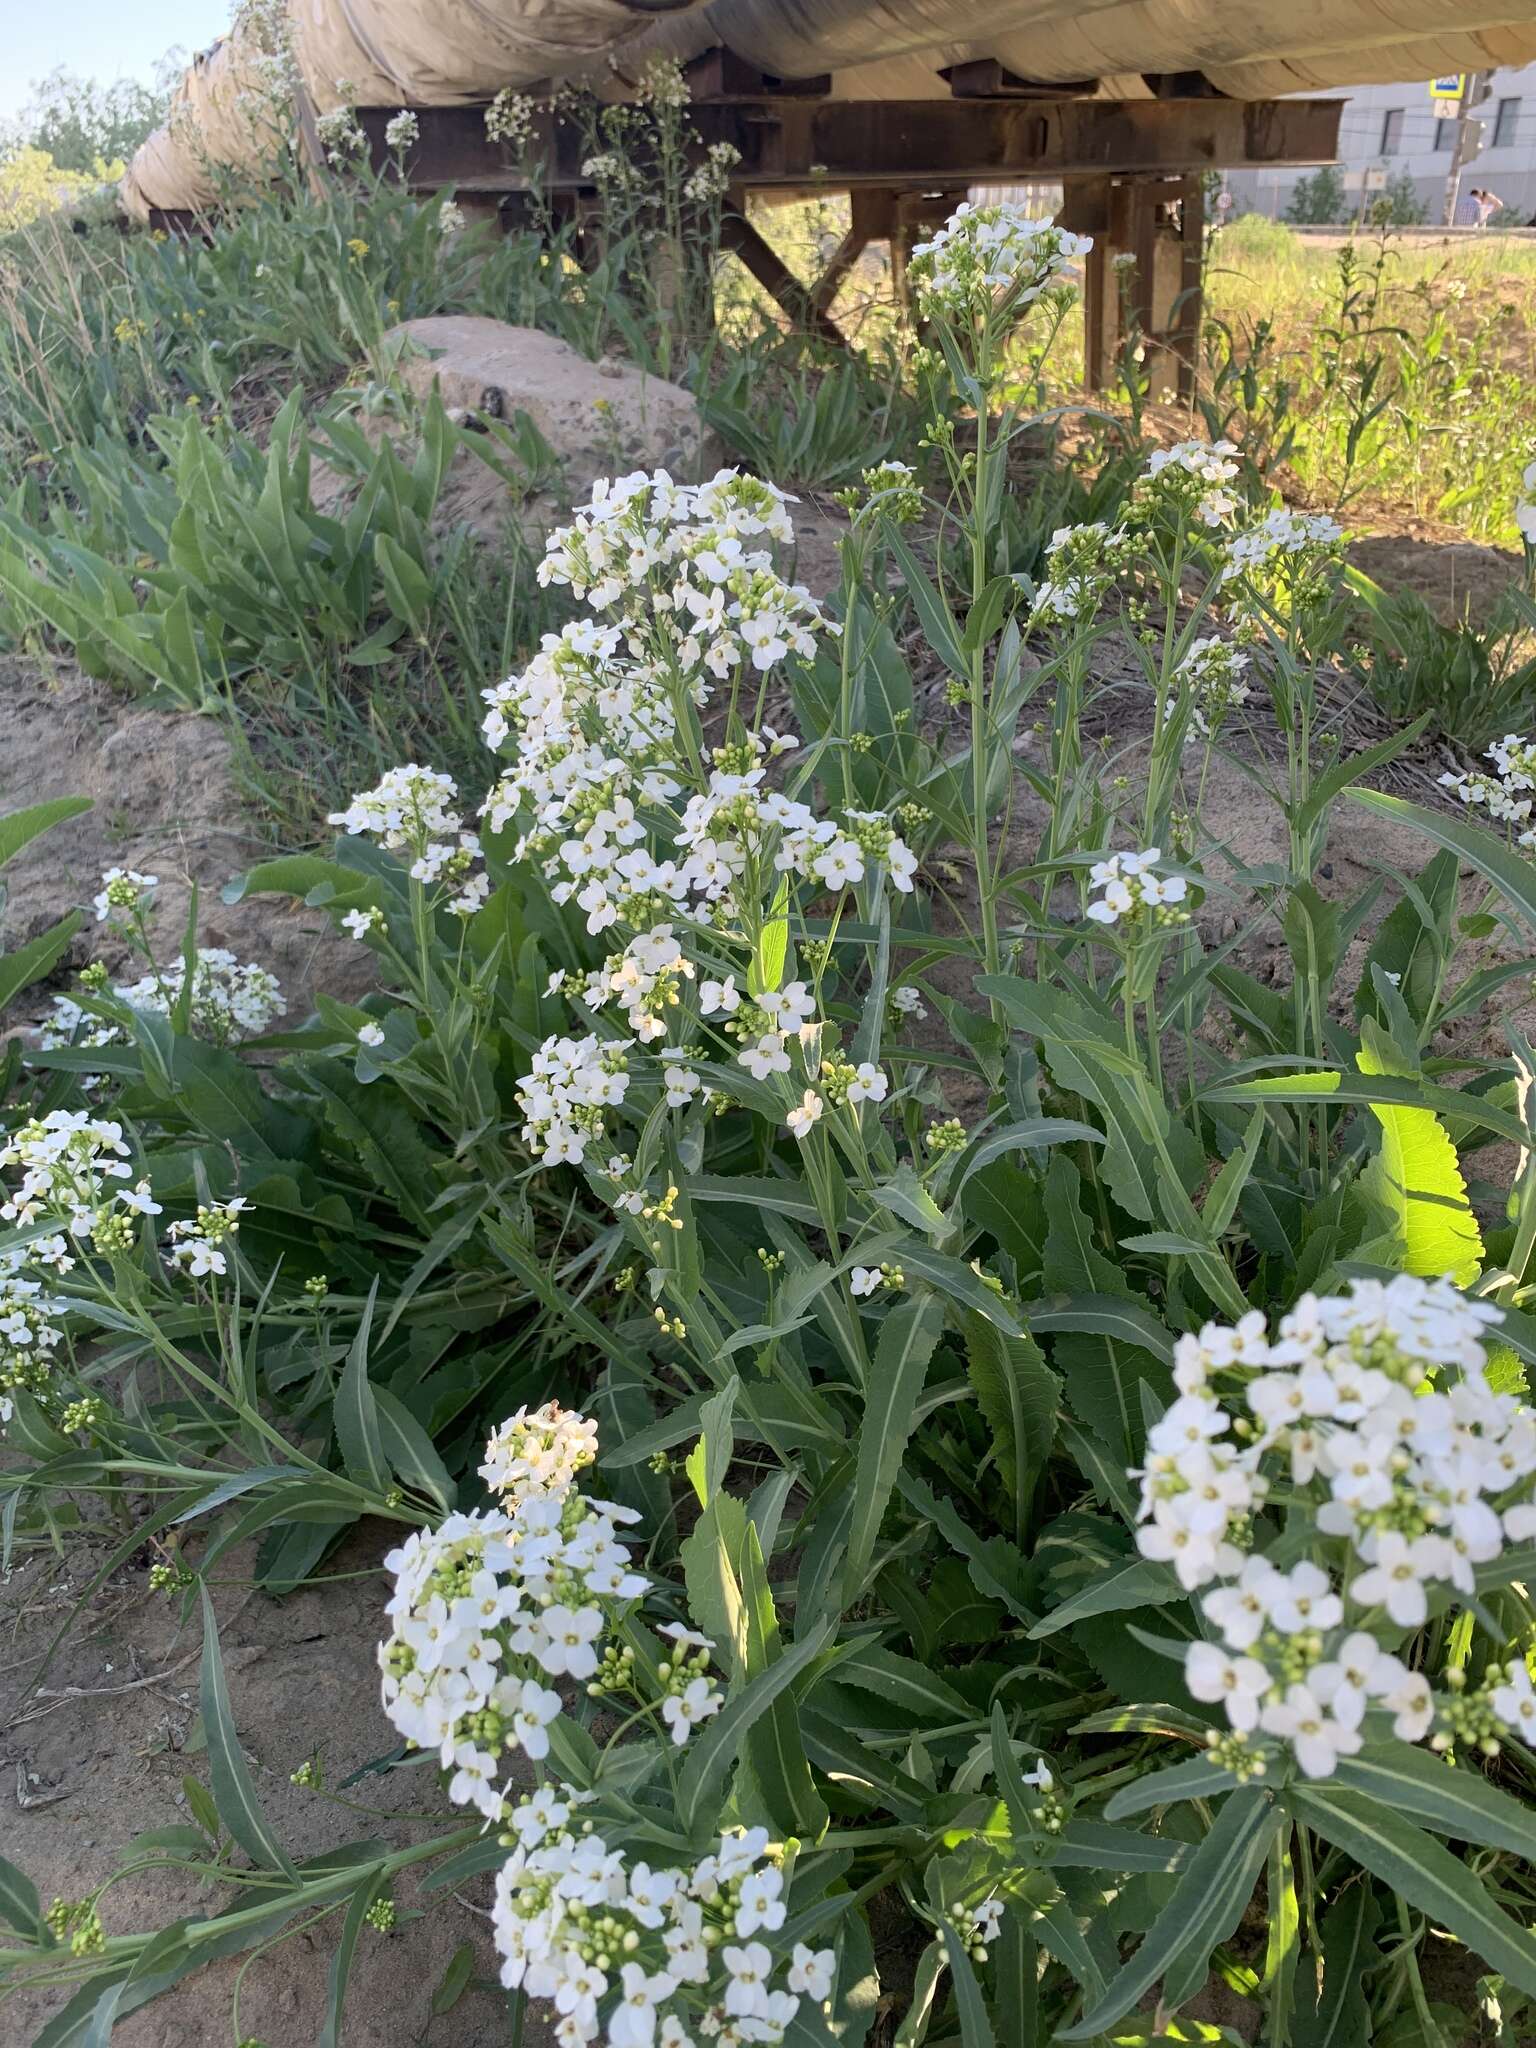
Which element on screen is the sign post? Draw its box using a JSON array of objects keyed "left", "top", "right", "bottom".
[{"left": 1439, "top": 71, "right": 1490, "bottom": 225}]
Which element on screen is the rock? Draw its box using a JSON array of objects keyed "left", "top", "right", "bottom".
[{"left": 384, "top": 315, "right": 724, "bottom": 519}]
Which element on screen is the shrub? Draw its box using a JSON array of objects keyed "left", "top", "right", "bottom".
[{"left": 1284, "top": 167, "right": 1347, "bottom": 226}]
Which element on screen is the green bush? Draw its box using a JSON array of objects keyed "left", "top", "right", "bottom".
[{"left": 1285, "top": 166, "right": 1347, "bottom": 226}]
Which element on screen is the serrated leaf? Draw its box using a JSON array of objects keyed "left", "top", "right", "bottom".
[{"left": 1358, "top": 1028, "right": 1483, "bottom": 1285}]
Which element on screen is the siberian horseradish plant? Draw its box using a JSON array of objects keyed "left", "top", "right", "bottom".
[{"left": 4, "top": 198, "right": 1536, "bottom": 2046}]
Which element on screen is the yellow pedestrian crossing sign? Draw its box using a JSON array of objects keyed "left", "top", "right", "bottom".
[{"left": 1429, "top": 75, "right": 1466, "bottom": 100}]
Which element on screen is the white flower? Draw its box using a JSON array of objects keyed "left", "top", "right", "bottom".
[
  {"left": 734, "top": 1867, "right": 784, "bottom": 1937},
  {"left": 739, "top": 1034, "right": 790, "bottom": 1082},
  {"left": 510, "top": 1677, "right": 564, "bottom": 1759},
  {"left": 660, "top": 1676, "right": 722, "bottom": 1746},
  {"left": 1184, "top": 1642, "right": 1271, "bottom": 1731},
  {"left": 850, "top": 1266, "right": 882, "bottom": 1298},
  {"left": 93, "top": 867, "right": 158, "bottom": 923},
  {"left": 384, "top": 109, "right": 419, "bottom": 151},
  {"left": 357, "top": 1022, "right": 385, "bottom": 1048},
  {"left": 1492, "top": 1663, "right": 1536, "bottom": 1741},
  {"left": 612, "top": 1964, "right": 677, "bottom": 2048},
  {"left": 846, "top": 1062, "right": 888, "bottom": 1105},
  {"left": 787, "top": 1945, "right": 834, "bottom": 2002},
  {"left": 786, "top": 1091, "right": 823, "bottom": 1140},
  {"left": 1260, "top": 1683, "right": 1363, "bottom": 1778},
  {"left": 1349, "top": 1532, "right": 1434, "bottom": 1628}
]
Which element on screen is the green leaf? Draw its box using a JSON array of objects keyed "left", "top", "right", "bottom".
[
  {"left": 1105, "top": 1754, "right": 1239, "bottom": 1821},
  {"left": 1330, "top": 1744, "right": 1536, "bottom": 1860},
  {"left": 939, "top": 1924, "right": 996, "bottom": 2048},
  {"left": 430, "top": 1942, "right": 476, "bottom": 2016},
  {"left": 842, "top": 1295, "right": 944, "bottom": 1601},
  {"left": 838, "top": 1644, "right": 971, "bottom": 1724},
  {"left": 1293, "top": 1883, "right": 1381, "bottom": 2048},
  {"left": 0, "top": 1853, "right": 42, "bottom": 1935},
  {"left": 334, "top": 1282, "right": 390, "bottom": 1496},
  {"left": 0, "top": 910, "right": 82, "bottom": 1013},
  {"left": 1057, "top": 1787, "right": 1277, "bottom": 2039},
  {"left": 1357, "top": 1028, "right": 1483, "bottom": 1284},
  {"left": 1289, "top": 1786, "right": 1536, "bottom": 1998},
  {"left": 1204, "top": 1070, "right": 1532, "bottom": 1153},
  {"left": 741, "top": 1524, "right": 828, "bottom": 1838},
  {"left": 1030, "top": 1558, "right": 1180, "bottom": 1640},
  {"left": 317, "top": 1866, "right": 387, "bottom": 2048},
  {"left": 887, "top": 526, "right": 965, "bottom": 678},
  {"left": 0, "top": 795, "right": 91, "bottom": 867},
  {"left": 1349, "top": 787, "right": 1536, "bottom": 937},
  {"left": 679, "top": 1620, "right": 835, "bottom": 1840},
  {"left": 963, "top": 1312, "right": 1059, "bottom": 1542},
  {"left": 197, "top": 1586, "right": 297, "bottom": 1878},
  {"left": 750, "top": 872, "right": 790, "bottom": 998}
]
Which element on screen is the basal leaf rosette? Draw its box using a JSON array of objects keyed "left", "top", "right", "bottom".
[{"left": 1133, "top": 1276, "right": 1536, "bottom": 1780}]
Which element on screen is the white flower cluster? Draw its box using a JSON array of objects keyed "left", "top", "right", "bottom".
[
  {"left": 93, "top": 867, "right": 158, "bottom": 924},
  {"left": 1439, "top": 733, "right": 1536, "bottom": 848},
  {"left": 381, "top": 1406, "right": 725, "bottom": 1822},
  {"left": 1516, "top": 458, "right": 1536, "bottom": 545},
  {"left": 384, "top": 109, "right": 419, "bottom": 153},
  {"left": 480, "top": 1401, "right": 600, "bottom": 1500},
  {"left": 117, "top": 949, "right": 286, "bottom": 1045},
  {"left": 478, "top": 472, "right": 910, "bottom": 940},
  {"left": 165, "top": 1197, "right": 247, "bottom": 1279},
  {"left": 329, "top": 765, "right": 488, "bottom": 916},
  {"left": 315, "top": 105, "right": 366, "bottom": 162},
  {"left": 908, "top": 202, "right": 1090, "bottom": 320},
  {"left": 517, "top": 1034, "right": 634, "bottom": 1167},
  {"left": 1176, "top": 636, "right": 1251, "bottom": 741},
  {"left": 1222, "top": 509, "right": 1344, "bottom": 584},
  {"left": 1141, "top": 441, "right": 1242, "bottom": 529},
  {"left": 1029, "top": 522, "right": 1136, "bottom": 627},
  {"left": 1134, "top": 1278, "right": 1536, "bottom": 1778},
  {"left": 486, "top": 87, "right": 536, "bottom": 150},
  {"left": 0, "top": 1255, "right": 65, "bottom": 1428},
  {"left": 493, "top": 1797, "right": 822, "bottom": 2048},
  {"left": 1084, "top": 848, "right": 1188, "bottom": 927},
  {"left": 682, "top": 141, "right": 741, "bottom": 206},
  {"left": 1, "top": 1111, "right": 134, "bottom": 1235}
]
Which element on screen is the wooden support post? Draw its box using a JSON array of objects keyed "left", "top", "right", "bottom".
[
  {"left": 1063, "top": 172, "right": 1203, "bottom": 399},
  {"left": 720, "top": 210, "right": 847, "bottom": 347}
]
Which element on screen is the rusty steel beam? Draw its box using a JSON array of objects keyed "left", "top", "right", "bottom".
[{"left": 358, "top": 94, "right": 1341, "bottom": 192}]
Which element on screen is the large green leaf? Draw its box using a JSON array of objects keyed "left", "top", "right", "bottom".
[
  {"left": 678, "top": 1620, "right": 834, "bottom": 1839},
  {"left": 1330, "top": 1744, "right": 1536, "bottom": 1859},
  {"left": 842, "top": 1295, "right": 944, "bottom": 1601},
  {"left": 0, "top": 910, "right": 81, "bottom": 1013},
  {"left": 1293, "top": 1883, "right": 1381, "bottom": 2048},
  {"left": 1290, "top": 1785, "right": 1536, "bottom": 1997},
  {"left": 963, "top": 1311, "right": 1059, "bottom": 1542},
  {"left": 741, "top": 1525, "right": 828, "bottom": 1838},
  {"left": 1357, "top": 1030, "right": 1483, "bottom": 1284}
]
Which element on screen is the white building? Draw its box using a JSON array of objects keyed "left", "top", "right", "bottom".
[{"left": 1226, "top": 64, "right": 1536, "bottom": 223}]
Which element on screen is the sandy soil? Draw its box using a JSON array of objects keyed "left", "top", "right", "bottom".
[
  {"left": 0, "top": 658, "right": 372, "bottom": 1034},
  {"left": 1, "top": 1522, "right": 527, "bottom": 2046}
]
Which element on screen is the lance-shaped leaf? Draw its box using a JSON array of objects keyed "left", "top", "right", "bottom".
[{"left": 1357, "top": 1026, "right": 1483, "bottom": 1284}]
